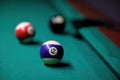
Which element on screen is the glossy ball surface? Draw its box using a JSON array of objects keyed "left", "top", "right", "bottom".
[
  {"left": 50, "top": 15, "right": 65, "bottom": 33},
  {"left": 15, "top": 22, "right": 35, "bottom": 43},
  {"left": 40, "top": 40, "right": 64, "bottom": 65}
]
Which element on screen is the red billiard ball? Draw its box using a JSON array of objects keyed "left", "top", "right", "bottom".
[
  {"left": 50, "top": 15, "right": 65, "bottom": 33},
  {"left": 15, "top": 22, "right": 35, "bottom": 43}
]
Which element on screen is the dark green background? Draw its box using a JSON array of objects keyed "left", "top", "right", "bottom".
[{"left": 0, "top": 0, "right": 118, "bottom": 80}]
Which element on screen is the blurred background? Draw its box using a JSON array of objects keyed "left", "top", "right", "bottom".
[{"left": 69, "top": 0, "right": 120, "bottom": 29}]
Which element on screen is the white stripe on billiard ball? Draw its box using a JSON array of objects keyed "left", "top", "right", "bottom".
[
  {"left": 15, "top": 22, "right": 32, "bottom": 30},
  {"left": 27, "top": 27, "right": 34, "bottom": 35},
  {"left": 43, "top": 40, "right": 61, "bottom": 45}
]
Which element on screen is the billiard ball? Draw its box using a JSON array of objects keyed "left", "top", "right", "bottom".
[
  {"left": 50, "top": 15, "right": 65, "bottom": 33},
  {"left": 15, "top": 22, "right": 35, "bottom": 43},
  {"left": 40, "top": 40, "right": 64, "bottom": 65}
]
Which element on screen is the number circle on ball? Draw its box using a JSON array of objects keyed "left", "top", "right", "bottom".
[
  {"left": 28, "top": 27, "right": 34, "bottom": 35},
  {"left": 49, "top": 47, "right": 58, "bottom": 56}
]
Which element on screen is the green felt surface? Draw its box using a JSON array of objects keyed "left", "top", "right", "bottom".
[
  {"left": 79, "top": 27, "right": 120, "bottom": 76},
  {"left": 0, "top": 0, "right": 118, "bottom": 80}
]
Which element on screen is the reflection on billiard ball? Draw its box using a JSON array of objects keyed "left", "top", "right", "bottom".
[
  {"left": 15, "top": 22, "right": 35, "bottom": 43},
  {"left": 40, "top": 40, "right": 64, "bottom": 65},
  {"left": 50, "top": 15, "right": 65, "bottom": 33}
]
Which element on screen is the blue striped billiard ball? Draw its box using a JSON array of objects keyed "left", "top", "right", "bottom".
[{"left": 40, "top": 40, "right": 64, "bottom": 65}]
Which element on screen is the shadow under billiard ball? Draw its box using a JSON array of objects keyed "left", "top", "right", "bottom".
[
  {"left": 20, "top": 40, "right": 41, "bottom": 46},
  {"left": 44, "top": 62, "right": 72, "bottom": 68}
]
